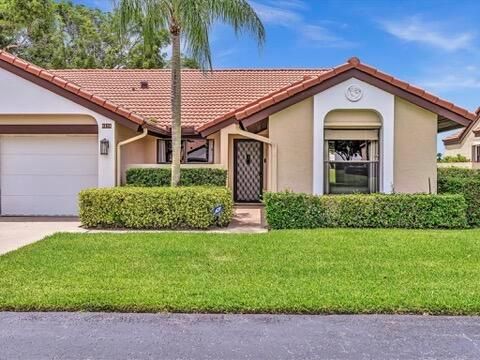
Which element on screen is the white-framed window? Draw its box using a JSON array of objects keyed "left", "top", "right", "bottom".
[
  {"left": 323, "top": 129, "right": 380, "bottom": 194},
  {"left": 157, "top": 139, "right": 214, "bottom": 164}
]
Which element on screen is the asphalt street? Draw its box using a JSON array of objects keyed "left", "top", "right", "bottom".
[{"left": 0, "top": 312, "right": 479, "bottom": 359}]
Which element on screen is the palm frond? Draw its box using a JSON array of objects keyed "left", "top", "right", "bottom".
[
  {"left": 207, "top": 0, "right": 265, "bottom": 46},
  {"left": 116, "top": 0, "right": 170, "bottom": 51},
  {"left": 179, "top": 0, "right": 213, "bottom": 69}
]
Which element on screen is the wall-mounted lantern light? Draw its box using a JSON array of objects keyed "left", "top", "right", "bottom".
[{"left": 100, "top": 138, "right": 110, "bottom": 155}]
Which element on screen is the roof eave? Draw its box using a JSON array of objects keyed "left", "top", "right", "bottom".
[
  {"left": 199, "top": 57, "right": 475, "bottom": 135},
  {"left": 238, "top": 68, "right": 474, "bottom": 130},
  {"left": 0, "top": 51, "right": 144, "bottom": 131}
]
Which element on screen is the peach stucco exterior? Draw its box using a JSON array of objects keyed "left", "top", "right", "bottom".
[
  {"left": 268, "top": 98, "right": 313, "bottom": 193},
  {"left": 394, "top": 98, "right": 437, "bottom": 193},
  {"left": 122, "top": 94, "right": 440, "bottom": 195}
]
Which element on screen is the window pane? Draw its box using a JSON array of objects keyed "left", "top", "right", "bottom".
[
  {"left": 159, "top": 140, "right": 185, "bottom": 163},
  {"left": 165, "top": 140, "right": 173, "bottom": 163},
  {"left": 185, "top": 139, "right": 210, "bottom": 163},
  {"left": 328, "top": 162, "right": 370, "bottom": 194},
  {"left": 158, "top": 139, "right": 213, "bottom": 163},
  {"left": 325, "top": 139, "right": 379, "bottom": 194},
  {"left": 328, "top": 140, "right": 370, "bottom": 161}
]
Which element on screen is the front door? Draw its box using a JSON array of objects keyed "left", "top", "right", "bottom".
[{"left": 234, "top": 140, "right": 263, "bottom": 203}]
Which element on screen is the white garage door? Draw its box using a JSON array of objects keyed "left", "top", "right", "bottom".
[{"left": 0, "top": 135, "right": 98, "bottom": 216}]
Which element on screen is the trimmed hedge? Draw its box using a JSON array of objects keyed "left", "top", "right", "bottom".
[
  {"left": 79, "top": 186, "right": 233, "bottom": 229},
  {"left": 438, "top": 167, "right": 480, "bottom": 226},
  {"left": 263, "top": 192, "right": 468, "bottom": 229},
  {"left": 438, "top": 167, "right": 480, "bottom": 180},
  {"left": 126, "top": 167, "right": 227, "bottom": 187}
]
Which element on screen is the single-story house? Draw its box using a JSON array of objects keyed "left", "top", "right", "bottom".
[
  {"left": 0, "top": 51, "right": 476, "bottom": 216},
  {"left": 443, "top": 109, "right": 480, "bottom": 166}
]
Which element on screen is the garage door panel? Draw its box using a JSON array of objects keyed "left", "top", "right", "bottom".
[
  {"left": 1, "top": 175, "right": 97, "bottom": 196},
  {"left": 1, "top": 154, "right": 97, "bottom": 176},
  {"left": 0, "top": 135, "right": 98, "bottom": 216},
  {"left": 1, "top": 195, "right": 80, "bottom": 216},
  {"left": 0, "top": 136, "right": 98, "bottom": 155}
]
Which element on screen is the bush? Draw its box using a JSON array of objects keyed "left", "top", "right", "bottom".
[
  {"left": 126, "top": 167, "right": 227, "bottom": 187},
  {"left": 438, "top": 168, "right": 480, "bottom": 226},
  {"left": 438, "top": 167, "right": 480, "bottom": 180},
  {"left": 79, "top": 186, "right": 233, "bottom": 229},
  {"left": 263, "top": 192, "right": 467, "bottom": 230},
  {"left": 438, "top": 154, "right": 469, "bottom": 163}
]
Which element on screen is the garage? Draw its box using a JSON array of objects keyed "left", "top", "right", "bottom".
[{"left": 0, "top": 135, "right": 98, "bottom": 216}]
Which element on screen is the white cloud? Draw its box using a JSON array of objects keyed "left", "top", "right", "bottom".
[
  {"left": 249, "top": 0, "right": 355, "bottom": 47},
  {"left": 273, "top": 0, "right": 308, "bottom": 10},
  {"left": 418, "top": 64, "right": 480, "bottom": 91},
  {"left": 249, "top": 1, "right": 302, "bottom": 27},
  {"left": 301, "top": 25, "right": 356, "bottom": 48},
  {"left": 380, "top": 16, "right": 474, "bottom": 51}
]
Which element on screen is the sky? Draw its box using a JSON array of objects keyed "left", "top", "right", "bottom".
[{"left": 74, "top": 0, "right": 480, "bottom": 153}]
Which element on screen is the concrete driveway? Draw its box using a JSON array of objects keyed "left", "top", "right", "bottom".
[{"left": 0, "top": 218, "right": 86, "bottom": 255}]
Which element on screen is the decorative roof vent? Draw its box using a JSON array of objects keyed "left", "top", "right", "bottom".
[{"left": 140, "top": 81, "right": 149, "bottom": 89}]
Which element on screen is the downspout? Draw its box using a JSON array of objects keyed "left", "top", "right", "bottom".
[{"left": 116, "top": 127, "right": 148, "bottom": 186}]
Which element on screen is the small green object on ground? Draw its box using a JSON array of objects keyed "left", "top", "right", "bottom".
[{"left": 0, "top": 229, "right": 479, "bottom": 314}]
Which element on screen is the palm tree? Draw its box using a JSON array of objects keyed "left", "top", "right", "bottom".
[{"left": 117, "top": 0, "right": 265, "bottom": 186}]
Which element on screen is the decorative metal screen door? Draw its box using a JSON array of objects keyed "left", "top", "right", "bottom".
[{"left": 234, "top": 140, "right": 263, "bottom": 202}]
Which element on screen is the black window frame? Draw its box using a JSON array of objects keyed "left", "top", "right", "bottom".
[
  {"left": 157, "top": 138, "right": 214, "bottom": 164},
  {"left": 472, "top": 145, "right": 480, "bottom": 163},
  {"left": 324, "top": 138, "right": 380, "bottom": 194}
]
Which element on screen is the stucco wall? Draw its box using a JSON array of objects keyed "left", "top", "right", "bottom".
[
  {"left": 207, "top": 131, "right": 221, "bottom": 164},
  {"left": 116, "top": 124, "right": 157, "bottom": 183},
  {"left": 119, "top": 127, "right": 225, "bottom": 184},
  {"left": 394, "top": 97, "right": 437, "bottom": 193},
  {"left": 269, "top": 97, "right": 313, "bottom": 193},
  {"left": 0, "top": 66, "right": 117, "bottom": 187}
]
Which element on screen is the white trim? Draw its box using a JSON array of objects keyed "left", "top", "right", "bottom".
[
  {"left": 313, "top": 77, "right": 395, "bottom": 194},
  {"left": 0, "top": 66, "right": 116, "bottom": 188}
]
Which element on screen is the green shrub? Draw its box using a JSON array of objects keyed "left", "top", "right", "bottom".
[
  {"left": 438, "top": 168, "right": 480, "bottom": 226},
  {"left": 79, "top": 187, "right": 233, "bottom": 229},
  {"left": 438, "top": 167, "right": 480, "bottom": 180},
  {"left": 126, "top": 167, "right": 227, "bottom": 187},
  {"left": 263, "top": 192, "right": 467, "bottom": 230},
  {"left": 438, "top": 154, "right": 470, "bottom": 163}
]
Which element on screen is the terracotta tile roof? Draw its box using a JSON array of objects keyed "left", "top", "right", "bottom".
[
  {"left": 442, "top": 128, "right": 471, "bottom": 147},
  {"left": 0, "top": 50, "right": 144, "bottom": 126},
  {"left": 199, "top": 57, "right": 477, "bottom": 133},
  {"left": 1, "top": 50, "right": 475, "bottom": 135},
  {"left": 443, "top": 108, "right": 480, "bottom": 145},
  {"left": 50, "top": 68, "right": 329, "bottom": 130}
]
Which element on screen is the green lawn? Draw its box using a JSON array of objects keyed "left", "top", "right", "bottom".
[{"left": 1, "top": 229, "right": 479, "bottom": 314}]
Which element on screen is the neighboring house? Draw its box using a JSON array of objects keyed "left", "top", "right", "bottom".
[
  {"left": 443, "top": 109, "right": 480, "bottom": 167},
  {"left": 0, "top": 51, "right": 476, "bottom": 216}
]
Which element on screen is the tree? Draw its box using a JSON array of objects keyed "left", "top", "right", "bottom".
[
  {"left": 117, "top": 0, "right": 265, "bottom": 186},
  {"left": 0, "top": 0, "right": 198, "bottom": 69}
]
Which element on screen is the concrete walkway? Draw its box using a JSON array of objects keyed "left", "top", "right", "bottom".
[
  {"left": 0, "top": 207, "right": 265, "bottom": 255},
  {"left": 1, "top": 313, "right": 479, "bottom": 359},
  {"left": 226, "top": 205, "right": 266, "bottom": 233},
  {"left": 0, "top": 218, "right": 85, "bottom": 255}
]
